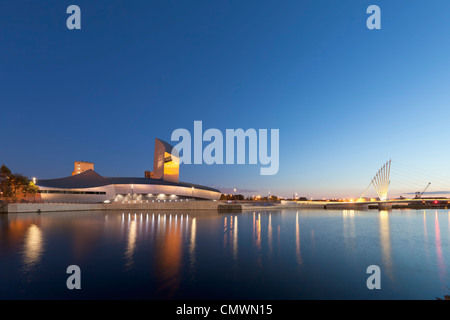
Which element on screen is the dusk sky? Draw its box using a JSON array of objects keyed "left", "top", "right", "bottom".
[{"left": 2, "top": 0, "right": 450, "bottom": 198}]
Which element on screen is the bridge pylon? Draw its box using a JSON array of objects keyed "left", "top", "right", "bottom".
[{"left": 360, "top": 160, "right": 391, "bottom": 201}]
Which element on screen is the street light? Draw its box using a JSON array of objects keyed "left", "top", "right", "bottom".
[
  {"left": 192, "top": 186, "right": 194, "bottom": 200},
  {"left": 32, "top": 177, "right": 37, "bottom": 203}
]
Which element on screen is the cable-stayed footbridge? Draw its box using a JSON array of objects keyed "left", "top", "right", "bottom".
[
  {"left": 353, "top": 159, "right": 449, "bottom": 209},
  {"left": 293, "top": 159, "right": 450, "bottom": 210}
]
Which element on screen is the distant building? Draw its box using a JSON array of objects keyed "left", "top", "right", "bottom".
[
  {"left": 36, "top": 138, "right": 220, "bottom": 203},
  {"left": 72, "top": 161, "right": 94, "bottom": 176},
  {"left": 144, "top": 171, "right": 153, "bottom": 179}
]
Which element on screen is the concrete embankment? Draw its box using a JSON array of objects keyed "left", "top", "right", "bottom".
[
  {"left": 3, "top": 200, "right": 389, "bottom": 214},
  {"left": 3, "top": 201, "right": 242, "bottom": 214},
  {"left": 0, "top": 203, "right": 7, "bottom": 213},
  {"left": 242, "top": 202, "right": 371, "bottom": 211},
  {"left": 5, "top": 203, "right": 107, "bottom": 213}
]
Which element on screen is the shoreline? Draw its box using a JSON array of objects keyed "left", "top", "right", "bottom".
[
  {"left": 2, "top": 201, "right": 447, "bottom": 214},
  {"left": 1, "top": 201, "right": 241, "bottom": 214}
]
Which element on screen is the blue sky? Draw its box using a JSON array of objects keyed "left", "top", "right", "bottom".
[{"left": 1, "top": 0, "right": 450, "bottom": 198}]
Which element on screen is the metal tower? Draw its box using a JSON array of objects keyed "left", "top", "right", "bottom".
[
  {"left": 359, "top": 160, "right": 392, "bottom": 201},
  {"left": 371, "top": 160, "right": 391, "bottom": 201}
]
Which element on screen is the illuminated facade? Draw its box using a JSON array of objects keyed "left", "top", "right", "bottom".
[
  {"left": 153, "top": 138, "right": 179, "bottom": 183},
  {"left": 72, "top": 161, "right": 94, "bottom": 176},
  {"left": 372, "top": 160, "right": 391, "bottom": 201},
  {"left": 35, "top": 139, "right": 221, "bottom": 203}
]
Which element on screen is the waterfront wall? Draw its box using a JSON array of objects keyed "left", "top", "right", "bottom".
[
  {"left": 4, "top": 201, "right": 241, "bottom": 214},
  {"left": 0, "top": 203, "right": 7, "bottom": 213},
  {"left": 242, "top": 202, "right": 370, "bottom": 210},
  {"left": 6, "top": 203, "right": 107, "bottom": 213},
  {"left": 108, "top": 201, "right": 226, "bottom": 212}
]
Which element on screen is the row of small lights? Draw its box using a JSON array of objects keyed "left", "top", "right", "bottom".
[
  {"left": 121, "top": 198, "right": 191, "bottom": 204},
  {"left": 120, "top": 213, "right": 191, "bottom": 222}
]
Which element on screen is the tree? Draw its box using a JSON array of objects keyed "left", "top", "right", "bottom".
[
  {"left": 0, "top": 164, "right": 11, "bottom": 177},
  {"left": 0, "top": 164, "right": 39, "bottom": 202},
  {"left": 27, "top": 181, "right": 40, "bottom": 199},
  {"left": 220, "top": 193, "right": 244, "bottom": 201},
  {"left": 0, "top": 165, "right": 13, "bottom": 200}
]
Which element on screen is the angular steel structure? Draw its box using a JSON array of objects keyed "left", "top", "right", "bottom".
[{"left": 371, "top": 160, "right": 391, "bottom": 201}]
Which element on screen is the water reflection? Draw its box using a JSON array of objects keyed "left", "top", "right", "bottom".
[
  {"left": 423, "top": 210, "right": 427, "bottom": 240},
  {"left": 379, "top": 210, "right": 394, "bottom": 282},
  {"left": 1, "top": 215, "right": 41, "bottom": 252},
  {"left": 253, "top": 212, "right": 262, "bottom": 270},
  {"left": 256, "top": 213, "right": 261, "bottom": 250},
  {"left": 125, "top": 220, "right": 137, "bottom": 269},
  {"left": 22, "top": 224, "right": 44, "bottom": 274},
  {"left": 434, "top": 211, "right": 445, "bottom": 283},
  {"left": 252, "top": 213, "right": 255, "bottom": 244},
  {"left": 423, "top": 210, "right": 430, "bottom": 261},
  {"left": 223, "top": 216, "right": 228, "bottom": 248},
  {"left": 343, "top": 210, "right": 355, "bottom": 250},
  {"left": 268, "top": 214, "right": 272, "bottom": 257},
  {"left": 343, "top": 210, "right": 355, "bottom": 235},
  {"left": 295, "top": 212, "right": 302, "bottom": 266},
  {"left": 233, "top": 215, "right": 238, "bottom": 261},
  {"left": 223, "top": 215, "right": 238, "bottom": 257},
  {"left": 3, "top": 209, "right": 450, "bottom": 300},
  {"left": 277, "top": 225, "right": 281, "bottom": 253},
  {"left": 117, "top": 212, "right": 203, "bottom": 296},
  {"left": 155, "top": 213, "right": 183, "bottom": 297},
  {"left": 145, "top": 213, "right": 149, "bottom": 234},
  {"left": 189, "top": 217, "right": 197, "bottom": 280}
]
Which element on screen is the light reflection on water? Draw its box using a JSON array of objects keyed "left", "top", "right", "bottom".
[
  {"left": 435, "top": 211, "right": 445, "bottom": 285},
  {"left": 189, "top": 217, "right": 196, "bottom": 283},
  {"left": 22, "top": 224, "right": 44, "bottom": 275},
  {"left": 379, "top": 210, "right": 393, "bottom": 282},
  {"left": 0, "top": 209, "right": 449, "bottom": 299},
  {"left": 125, "top": 220, "right": 137, "bottom": 269},
  {"left": 295, "top": 212, "right": 302, "bottom": 266}
]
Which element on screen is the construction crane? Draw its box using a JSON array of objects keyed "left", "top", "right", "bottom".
[{"left": 414, "top": 182, "right": 431, "bottom": 199}]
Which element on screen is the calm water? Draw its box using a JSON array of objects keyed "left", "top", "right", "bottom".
[{"left": 0, "top": 209, "right": 449, "bottom": 300}]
